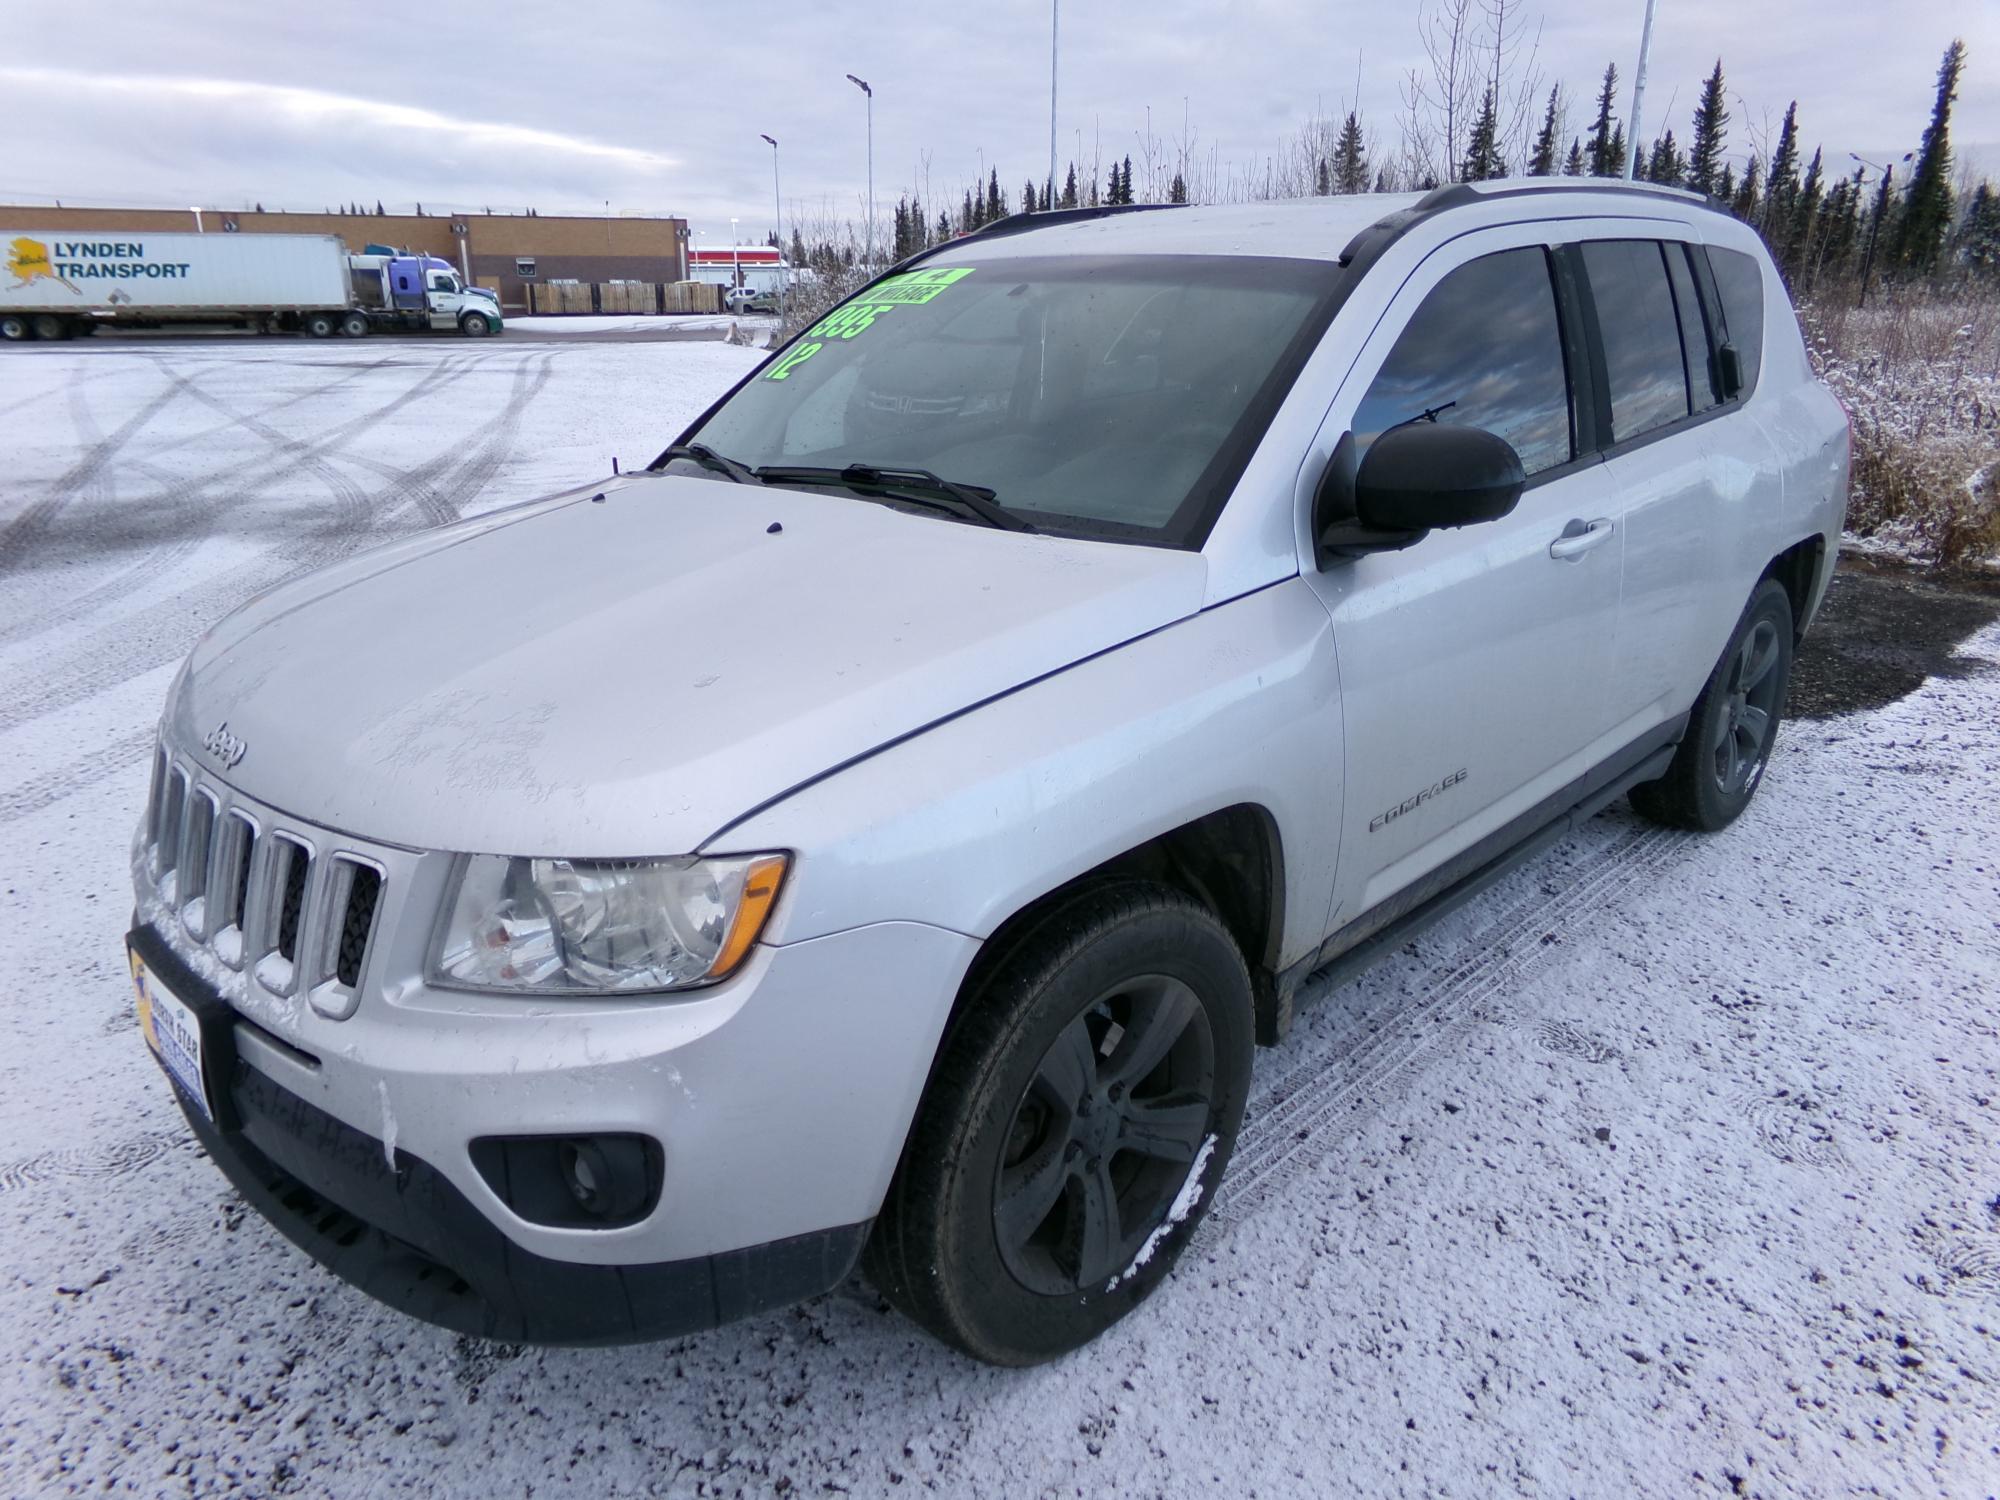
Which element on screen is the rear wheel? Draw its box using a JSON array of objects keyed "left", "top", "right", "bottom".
[
  {"left": 0, "top": 314, "right": 29, "bottom": 342},
  {"left": 30, "top": 314, "right": 70, "bottom": 341},
  {"left": 458, "top": 311, "right": 494, "bottom": 338},
  {"left": 304, "top": 312, "right": 336, "bottom": 339},
  {"left": 339, "top": 311, "right": 369, "bottom": 337},
  {"left": 1631, "top": 577, "right": 1794, "bottom": 832},
  {"left": 865, "top": 881, "right": 1252, "bottom": 1365}
]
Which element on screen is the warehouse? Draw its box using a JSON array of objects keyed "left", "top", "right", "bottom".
[{"left": 0, "top": 205, "right": 689, "bottom": 315}]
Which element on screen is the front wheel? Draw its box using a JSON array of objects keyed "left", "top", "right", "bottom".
[
  {"left": 458, "top": 312, "right": 494, "bottom": 337},
  {"left": 1631, "top": 577, "right": 1795, "bottom": 832},
  {"left": 865, "top": 882, "right": 1252, "bottom": 1365}
]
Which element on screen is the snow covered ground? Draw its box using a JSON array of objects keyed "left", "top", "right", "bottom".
[
  {"left": 504, "top": 314, "right": 780, "bottom": 339},
  {"left": 2, "top": 340, "right": 1998, "bottom": 1498}
]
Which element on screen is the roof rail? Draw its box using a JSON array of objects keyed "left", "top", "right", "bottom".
[
  {"left": 968, "top": 201, "right": 1191, "bottom": 243},
  {"left": 1337, "top": 176, "right": 1729, "bottom": 269}
]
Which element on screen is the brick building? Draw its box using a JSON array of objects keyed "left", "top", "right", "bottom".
[{"left": 1, "top": 205, "right": 690, "bottom": 314}]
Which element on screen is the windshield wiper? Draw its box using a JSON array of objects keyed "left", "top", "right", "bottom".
[
  {"left": 1387, "top": 399, "right": 1458, "bottom": 432},
  {"left": 753, "top": 463, "right": 1037, "bottom": 533},
  {"left": 658, "top": 442, "right": 758, "bottom": 484}
]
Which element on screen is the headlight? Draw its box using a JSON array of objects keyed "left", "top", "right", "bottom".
[{"left": 430, "top": 852, "right": 788, "bottom": 994}]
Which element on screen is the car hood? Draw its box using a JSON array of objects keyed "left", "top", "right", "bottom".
[{"left": 169, "top": 474, "right": 1207, "bottom": 856}]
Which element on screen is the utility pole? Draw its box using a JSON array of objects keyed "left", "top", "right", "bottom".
[
  {"left": 761, "top": 133, "right": 785, "bottom": 321},
  {"left": 190, "top": 206, "right": 204, "bottom": 233},
  {"left": 1624, "top": 0, "right": 1658, "bottom": 182},
  {"left": 1049, "top": 0, "right": 1059, "bottom": 208},
  {"left": 730, "top": 218, "right": 741, "bottom": 295},
  {"left": 847, "top": 74, "right": 874, "bottom": 269}
]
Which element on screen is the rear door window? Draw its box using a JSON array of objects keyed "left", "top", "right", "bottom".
[
  {"left": 1706, "top": 247, "right": 1765, "bottom": 398},
  {"left": 1350, "top": 246, "right": 1573, "bottom": 476},
  {"left": 1580, "top": 240, "right": 1691, "bottom": 443}
]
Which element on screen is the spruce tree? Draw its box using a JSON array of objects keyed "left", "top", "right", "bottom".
[
  {"left": 1732, "top": 155, "right": 1761, "bottom": 221},
  {"left": 1462, "top": 87, "right": 1505, "bottom": 181},
  {"left": 1062, "top": 163, "right": 1079, "bottom": 208},
  {"left": 1123, "top": 154, "right": 1136, "bottom": 203},
  {"left": 1334, "top": 111, "right": 1369, "bottom": 193},
  {"left": 1647, "top": 130, "right": 1684, "bottom": 187},
  {"left": 1317, "top": 157, "right": 1331, "bottom": 195},
  {"left": 1529, "top": 86, "right": 1560, "bottom": 176},
  {"left": 1563, "top": 139, "right": 1584, "bottom": 176},
  {"left": 1786, "top": 147, "right": 1824, "bottom": 280},
  {"left": 1587, "top": 64, "right": 1620, "bottom": 177},
  {"left": 934, "top": 211, "right": 950, "bottom": 244},
  {"left": 1023, "top": 180, "right": 1038, "bottom": 214},
  {"left": 1686, "top": 61, "right": 1729, "bottom": 196},
  {"left": 1891, "top": 38, "right": 1966, "bottom": 271},
  {"left": 1717, "top": 163, "right": 1735, "bottom": 203},
  {"left": 1764, "top": 102, "right": 1801, "bottom": 238},
  {"left": 963, "top": 188, "right": 978, "bottom": 231},
  {"left": 1956, "top": 181, "right": 2000, "bottom": 275},
  {"left": 1170, "top": 171, "right": 1188, "bottom": 203},
  {"left": 1607, "top": 125, "right": 1626, "bottom": 179},
  {"left": 987, "top": 168, "right": 1004, "bottom": 223}
]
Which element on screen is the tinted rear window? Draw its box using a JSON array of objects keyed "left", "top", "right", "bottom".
[
  {"left": 1706, "top": 247, "right": 1765, "bottom": 397},
  {"left": 1581, "top": 240, "right": 1690, "bottom": 443},
  {"left": 1350, "top": 246, "right": 1573, "bottom": 476}
]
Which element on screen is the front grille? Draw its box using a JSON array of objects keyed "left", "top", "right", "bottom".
[{"left": 139, "top": 749, "right": 390, "bottom": 1013}]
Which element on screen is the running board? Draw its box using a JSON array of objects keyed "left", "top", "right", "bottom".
[{"left": 1267, "top": 736, "right": 1680, "bottom": 1040}]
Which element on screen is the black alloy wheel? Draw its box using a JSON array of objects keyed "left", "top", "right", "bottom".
[
  {"left": 994, "top": 973, "right": 1217, "bottom": 1295},
  {"left": 865, "top": 881, "right": 1252, "bottom": 1365},
  {"left": 1631, "top": 576, "right": 1795, "bottom": 832}
]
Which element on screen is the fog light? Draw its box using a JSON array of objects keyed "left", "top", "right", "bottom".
[{"left": 470, "top": 1133, "right": 662, "bottom": 1228}]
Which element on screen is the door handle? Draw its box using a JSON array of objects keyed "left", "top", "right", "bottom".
[{"left": 1549, "top": 517, "right": 1614, "bottom": 560}]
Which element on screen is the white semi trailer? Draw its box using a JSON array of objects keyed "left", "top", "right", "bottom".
[{"left": 1, "top": 231, "right": 502, "bottom": 341}]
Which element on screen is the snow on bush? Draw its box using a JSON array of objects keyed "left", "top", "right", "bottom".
[{"left": 1803, "top": 286, "right": 2000, "bottom": 568}]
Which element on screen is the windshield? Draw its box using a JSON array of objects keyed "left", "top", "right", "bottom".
[{"left": 682, "top": 254, "right": 1343, "bottom": 547}]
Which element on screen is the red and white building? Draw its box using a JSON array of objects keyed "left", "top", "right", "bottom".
[{"left": 686, "top": 244, "right": 786, "bottom": 292}]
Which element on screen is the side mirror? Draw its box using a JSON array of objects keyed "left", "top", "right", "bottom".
[{"left": 1312, "top": 422, "right": 1527, "bottom": 566}]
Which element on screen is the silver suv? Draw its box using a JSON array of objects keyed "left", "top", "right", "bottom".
[{"left": 128, "top": 180, "right": 1849, "bottom": 1365}]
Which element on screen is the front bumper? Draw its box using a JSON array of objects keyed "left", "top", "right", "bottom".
[{"left": 128, "top": 904, "right": 979, "bottom": 1343}]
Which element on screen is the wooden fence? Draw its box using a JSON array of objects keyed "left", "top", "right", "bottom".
[{"left": 522, "top": 281, "right": 724, "bottom": 316}]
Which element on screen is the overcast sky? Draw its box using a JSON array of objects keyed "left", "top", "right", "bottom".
[{"left": 4, "top": 1, "right": 1995, "bottom": 247}]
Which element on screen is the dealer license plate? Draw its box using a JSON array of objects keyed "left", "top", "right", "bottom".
[{"left": 131, "top": 951, "right": 212, "bottom": 1124}]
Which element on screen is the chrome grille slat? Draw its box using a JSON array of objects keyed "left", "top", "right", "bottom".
[{"left": 139, "top": 756, "right": 388, "bottom": 1013}]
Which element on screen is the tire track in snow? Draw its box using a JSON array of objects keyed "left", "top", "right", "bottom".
[
  {"left": 0, "top": 727, "right": 154, "bottom": 826},
  {"left": 0, "top": 360, "right": 194, "bottom": 575},
  {"left": 0, "top": 354, "right": 501, "bottom": 735},
  {"left": 0, "top": 1130, "right": 187, "bottom": 1196},
  {"left": 1205, "top": 824, "right": 1692, "bottom": 1233}
]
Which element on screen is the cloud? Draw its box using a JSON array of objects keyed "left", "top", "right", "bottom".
[{"left": 0, "top": 66, "right": 677, "bottom": 210}]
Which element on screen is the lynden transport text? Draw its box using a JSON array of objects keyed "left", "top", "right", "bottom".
[{"left": 43, "top": 242, "right": 193, "bottom": 278}]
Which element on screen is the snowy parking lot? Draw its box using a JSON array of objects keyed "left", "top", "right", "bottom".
[{"left": 2, "top": 338, "right": 1997, "bottom": 1498}]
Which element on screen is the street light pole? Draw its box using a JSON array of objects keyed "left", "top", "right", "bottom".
[
  {"left": 1049, "top": 0, "right": 1059, "bottom": 208},
  {"left": 730, "top": 217, "right": 740, "bottom": 299},
  {"left": 1624, "top": 0, "right": 1659, "bottom": 182},
  {"left": 760, "top": 134, "right": 786, "bottom": 322},
  {"left": 847, "top": 74, "right": 873, "bottom": 269}
]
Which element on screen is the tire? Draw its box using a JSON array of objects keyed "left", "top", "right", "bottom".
[
  {"left": 30, "top": 314, "right": 70, "bottom": 341},
  {"left": 1630, "top": 577, "right": 1794, "bottom": 832},
  {"left": 0, "top": 314, "right": 29, "bottom": 342},
  {"left": 459, "top": 312, "right": 493, "bottom": 338},
  {"left": 865, "top": 881, "right": 1253, "bottom": 1365},
  {"left": 339, "top": 311, "right": 369, "bottom": 337},
  {"left": 304, "top": 312, "right": 336, "bottom": 339}
]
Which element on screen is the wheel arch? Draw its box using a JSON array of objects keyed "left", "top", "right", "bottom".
[
  {"left": 938, "top": 803, "right": 1288, "bottom": 1058},
  {"left": 1763, "top": 533, "right": 1826, "bottom": 642}
]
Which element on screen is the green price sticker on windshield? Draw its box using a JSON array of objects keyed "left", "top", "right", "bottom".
[{"left": 763, "top": 266, "right": 975, "bottom": 381}]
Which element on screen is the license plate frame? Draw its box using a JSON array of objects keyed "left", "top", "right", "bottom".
[{"left": 130, "top": 945, "right": 229, "bottom": 1126}]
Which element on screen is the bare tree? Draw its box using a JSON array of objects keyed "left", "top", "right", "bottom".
[{"left": 1400, "top": 0, "right": 1481, "bottom": 184}]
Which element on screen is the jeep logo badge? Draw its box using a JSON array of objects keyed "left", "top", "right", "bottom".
[{"left": 202, "top": 721, "right": 247, "bottom": 769}]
